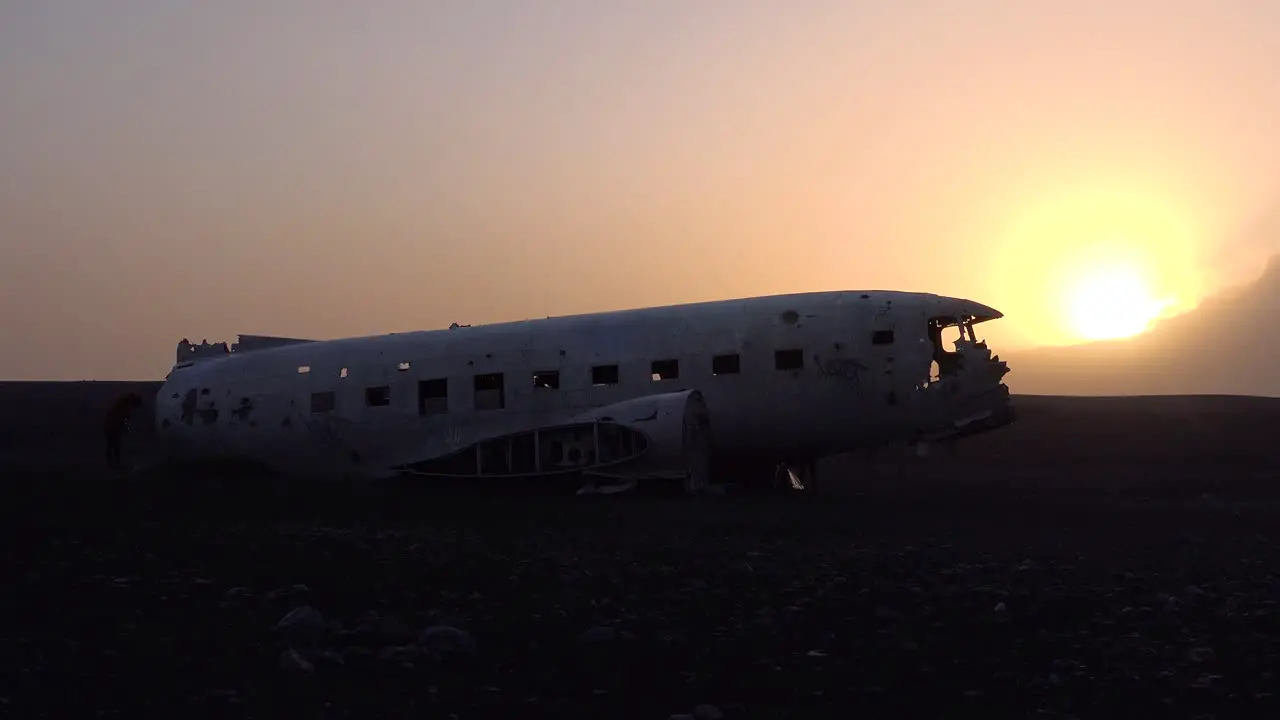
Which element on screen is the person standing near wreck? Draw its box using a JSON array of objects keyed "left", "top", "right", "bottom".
[{"left": 103, "top": 392, "right": 144, "bottom": 470}]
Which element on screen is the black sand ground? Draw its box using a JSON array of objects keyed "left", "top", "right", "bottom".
[{"left": 4, "top": 383, "right": 1280, "bottom": 718}]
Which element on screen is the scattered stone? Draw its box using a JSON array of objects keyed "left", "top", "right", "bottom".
[
  {"left": 1187, "top": 647, "right": 1215, "bottom": 663},
  {"left": 378, "top": 645, "right": 422, "bottom": 662},
  {"left": 693, "top": 703, "right": 724, "bottom": 719},
  {"left": 418, "top": 625, "right": 478, "bottom": 662},
  {"left": 267, "top": 584, "right": 311, "bottom": 600},
  {"left": 279, "top": 648, "right": 314, "bottom": 673},
  {"left": 275, "top": 606, "right": 326, "bottom": 639},
  {"left": 378, "top": 616, "right": 413, "bottom": 643},
  {"left": 306, "top": 648, "right": 345, "bottom": 666},
  {"left": 580, "top": 626, "right": 618, "bottom": 644}
]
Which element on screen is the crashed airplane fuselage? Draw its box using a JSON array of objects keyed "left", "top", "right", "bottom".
[{"left": 155, "top": 291, "right": 1013, "bottom": 492}]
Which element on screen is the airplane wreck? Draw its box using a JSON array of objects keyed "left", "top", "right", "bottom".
[{"left": 154, "top": 290, "right": 1013, "bottom": 494}]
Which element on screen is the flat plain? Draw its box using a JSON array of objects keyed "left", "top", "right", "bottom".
[{"left": 3, "top": 382, "right": 1280, "bottom": 718}]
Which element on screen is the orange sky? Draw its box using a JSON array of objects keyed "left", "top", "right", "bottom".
[{"left": 4, "top": 0, "right": 1280, "bottom": 380}]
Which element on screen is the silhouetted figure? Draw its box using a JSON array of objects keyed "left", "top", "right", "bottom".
[{"left": 103, "top": 393, "right": 144, "bottom": 470}]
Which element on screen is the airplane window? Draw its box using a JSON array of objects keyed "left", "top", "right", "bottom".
[
  {"left": 365, "top": 385, "right": 391, "bottom": 407},
  {"left": 418, "top": 378, "right": 447, "bottom": 415},
  {"left": 310, "top": 391, "right": 336, "bottom": 414},
  {"left": 473, "top": 372, "right": 505, "bottom": 410},
  {"left": 928, "top": 316, "right": 963, "bottom": 353},
  {"left": 651, "top": 359, "right": 678, "bottom": 381},
  {"left": 775, "top": 349, "right": 804, "bottom": 371},
  {"left": 397, "top": 361, "right": 411, "bottom": 371},
  {"left": 339, "top": 367, "right": 348, "bottom": 378},
  {"left": 592, "top": 364, "right": 619, "bottom": 386},
  {"left": 297, "top": 365, "right": 311, "bottom": 374},
  {"left": 712, "top": 354, "right": 740, "bottom": 375},
  {"left": 939, "top": 325, "right": 962, "bottom": 352},
  {"left": 872, "top": 330, "right": 895, "bottom": 345},
  {"left": 533, "top": 370, "right": 560, "bottom": 389}
]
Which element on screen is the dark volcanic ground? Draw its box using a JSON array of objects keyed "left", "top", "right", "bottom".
[{"left": 4, "top": 384, "right": 1280, "bottom": 718}]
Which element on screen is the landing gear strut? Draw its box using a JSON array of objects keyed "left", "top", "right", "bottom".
[{"left": 774, "top": 460, "right": 818, "bottom": 492}]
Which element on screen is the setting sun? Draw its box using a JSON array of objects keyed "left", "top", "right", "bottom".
[
  {"left": 992, "top": 187, "right": 1206, "bottom": 347},
  {"left": 1063, "top": 264, "right": 1172, "bottom": 341}
]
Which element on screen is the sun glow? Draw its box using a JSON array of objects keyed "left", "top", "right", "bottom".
[
  {"left": 993, "top": 187, "right": 1205, "bottom": 347},
  {"left": 1063, "top": 263, "right": 1173, "bottom": 341}
]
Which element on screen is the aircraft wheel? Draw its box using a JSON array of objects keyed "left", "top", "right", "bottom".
[{"left": 682, "top": 446, "right": 712, "bottom": 494}]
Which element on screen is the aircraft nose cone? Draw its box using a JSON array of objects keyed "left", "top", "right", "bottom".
[
  {"left": 933, "top": 296, "right": 1004, "bottom": 323},
  {"left": 966, "top": 301, "right": 1004, "bottom": 322}
]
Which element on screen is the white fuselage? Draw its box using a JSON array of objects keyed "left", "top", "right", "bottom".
[{"left": 155, "top": 290, "right": 1013, "bottom": 481}]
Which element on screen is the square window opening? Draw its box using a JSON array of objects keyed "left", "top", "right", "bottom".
[
  {"left": 592, "top": 364, "right": 619, "bottom": 386},
  {"left": 473, "top": 372, "right": 505, "bottom": 410},
  {"left": 775, "top": 349, "right": 804, "bottom": 371},
  {"left": 712, "top": 353, "right": 740, "bottom": 375},
  {"left": 365, "top": 385, "right": 391, "bottom": 407},
  {"left": 418, "top": 378, "right": 448, "bottom": 415},
  {"left": 650, "top": 358, "right": 678, "bottom": 381}
]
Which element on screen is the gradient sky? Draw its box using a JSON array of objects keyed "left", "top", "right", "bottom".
[{"left": 4, "top": 0, "right": 1280, "bottom": 380}]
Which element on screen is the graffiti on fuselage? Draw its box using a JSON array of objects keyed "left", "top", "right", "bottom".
[{"left": 814, "top": 354, "right": 868, "bottom": 394}]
